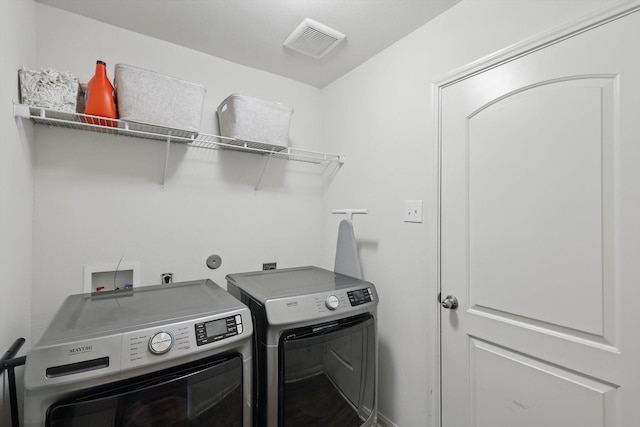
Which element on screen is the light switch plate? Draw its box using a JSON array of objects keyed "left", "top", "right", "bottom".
[{"left": 404, "top": 200, "right": 423, "bottom": 223}]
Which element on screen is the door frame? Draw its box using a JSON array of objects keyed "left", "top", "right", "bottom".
[{"left": 431, "top": 1, "right": 640, "bottom": 425}]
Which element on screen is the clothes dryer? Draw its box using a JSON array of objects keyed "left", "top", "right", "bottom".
[
  {"left": 226, "top": 266, "right": 378, "bottom": 427},
  {"left": 24, "top": 279, "right": 252, "bottom": 427}
]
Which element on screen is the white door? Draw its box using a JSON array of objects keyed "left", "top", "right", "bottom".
[{"left": 439, "top": 4, "right": 640, "bottom": 427}]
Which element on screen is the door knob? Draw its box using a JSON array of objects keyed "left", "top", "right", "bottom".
[{"left": 441, "top": 295, "right": 458, "bottom": 310}]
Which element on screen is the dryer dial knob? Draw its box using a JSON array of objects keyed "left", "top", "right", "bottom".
[
  {"left": 149, "top": 331, "right": 173, "bottom": 355},
  {"left": 325, "top": 295, "right": 340, "bottom": 310}
]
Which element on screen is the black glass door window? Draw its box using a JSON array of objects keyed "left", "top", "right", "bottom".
[
  {"left": 46, "top": 354, "right": 243, "bottom": 426},
  {"left": 279, "top": 314, "right": 376, "bottom": 427}
]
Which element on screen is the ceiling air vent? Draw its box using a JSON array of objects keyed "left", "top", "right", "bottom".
[{"left": 283, "top": 18, "right": 346, "bottom": 58}]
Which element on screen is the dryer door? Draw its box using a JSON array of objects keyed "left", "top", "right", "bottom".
[
  {"left": 46, "top": 354, "right": 243, "bottom": 426},
  {"left": 278, "top": 313, "right": 376, "bottom": 427}
]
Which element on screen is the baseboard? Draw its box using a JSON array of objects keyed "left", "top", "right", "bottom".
[{"left": 376, "top": 411, "right": 399, "bottom": 427}]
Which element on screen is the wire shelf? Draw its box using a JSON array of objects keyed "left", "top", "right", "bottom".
[
  {"left": 190, "top": 134, "right": 343, "bottom": 164},
  {"left": 14, "top": 103, "right": 197, "bottom": 143},
  {"left": 14, "top": 103, "right": 345, "bottom": 165}
]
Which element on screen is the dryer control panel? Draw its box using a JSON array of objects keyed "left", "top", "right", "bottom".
[
  {"left": 347, "top": 288, "right": 374, "bottom": 306},
  {"left": 265, "top": 286, "right": 378, "bottom": 325}
]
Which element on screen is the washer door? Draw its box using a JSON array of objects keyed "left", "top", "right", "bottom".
[
  {"left": 278, "top": 313, "right": 376, "bottom": 427},
  {"left": 46, "top": 354, "right": 243, "bottom": 426}
]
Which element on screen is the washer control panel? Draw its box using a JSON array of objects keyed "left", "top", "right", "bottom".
[
  {"left": 121, "top": 310, "right": 250, "bottom": 371},
  {"left": 325, "top": 295, "right": 340, "bottom": 310},
  {"left": 148, "top": 331, "right": 173, "bottom": 355},
  {"left": 195, "top": 314, "right": 243, "bottom": 346},
  {"left": 347, "top": 288, "right": 374, "bottom": 306},
  {"left": 125, "top": 323, "right": 191, "bottom": 367}
]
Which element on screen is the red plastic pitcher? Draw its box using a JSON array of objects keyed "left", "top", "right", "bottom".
[{"left": 84, "top": 60, "right": 117, "bottom": 127}]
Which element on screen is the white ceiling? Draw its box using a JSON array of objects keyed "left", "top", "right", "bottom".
[{"left": 36, "top": 0, "right": 462, "bottom": 88}]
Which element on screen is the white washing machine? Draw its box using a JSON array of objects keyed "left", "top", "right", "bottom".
[
  {"left": 23, "top": 279, "right": 252, "bottom": 426},
  {"left": 226, "top": 266, "right": 378, "bottom": 427}
]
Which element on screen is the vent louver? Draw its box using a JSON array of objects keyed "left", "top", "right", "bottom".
[{"left": 283, "top": 18, "right": 345, "bottom": 58}]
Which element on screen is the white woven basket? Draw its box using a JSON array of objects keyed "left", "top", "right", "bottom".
[{"left": 18, "top": 67, "right": 79, "bottom": 113}]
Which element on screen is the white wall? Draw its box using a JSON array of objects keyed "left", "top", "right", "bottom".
[
  {"left": 321, "top": 1, "right": 616, "bottom": 426},
  {"left": 0, "top": 1, "right": 35, "bottom": 424},
  {"left": 30, "top": 4, "right": 326, "bottom": 343}
]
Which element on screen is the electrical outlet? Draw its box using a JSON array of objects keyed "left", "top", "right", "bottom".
[
  {"left": 161, "top": 273, "right": 173, "bottom": 284},
  {"left": 404, "top": 200, "right": 423, "bottom": 223},
  {"left": 263, "top": 262, "right": 277, "bottom": 270}
]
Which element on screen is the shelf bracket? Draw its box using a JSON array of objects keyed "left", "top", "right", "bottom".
[
  {"left": 162, "top": 135, "right": 171, "bottom": 186},
  {"left": 13, "top": 102, "right": 31, "bottom": 119},
  {"left": 255, "top": 152, "right": 275, "bottom": 191}
]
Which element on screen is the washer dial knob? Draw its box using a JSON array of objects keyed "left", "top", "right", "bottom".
[
  {"left": 149, "top": 331, "right": 173, "bottom": 355},
  {"left": 325, "top": 295, "right": 340, "bottom": 310}
]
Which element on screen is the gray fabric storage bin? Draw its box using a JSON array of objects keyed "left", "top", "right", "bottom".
[
  {"left": 114, "top": 64, "right": 206, "bottom": 133},
  {"left": 217, "top": 94, "right": 293, "bottom": 148}
]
